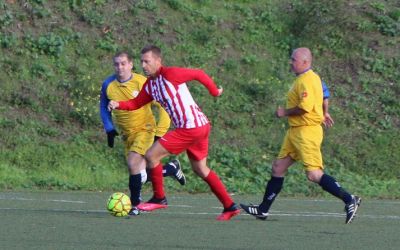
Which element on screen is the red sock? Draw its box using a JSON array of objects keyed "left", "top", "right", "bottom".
[
  {"left": 150, "top": 163, "right": 165, "bottom": 199},
  {"left": 204, "top": 170, "right": 234, "bottom": 209}
]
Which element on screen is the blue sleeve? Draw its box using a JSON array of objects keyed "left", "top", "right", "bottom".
[
  {"left": 322, "top": 81, "right": 330, "bottom": 99},
  {"left": 99, "top": 75, "right": 116, "bottom": 132}
]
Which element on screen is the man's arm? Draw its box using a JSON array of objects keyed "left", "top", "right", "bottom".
[
  {"left": 100, "top": 82, "right": 116, "bottom": 132},
  {"left": 323, "top": 98, "right": 334, "bottom": 127},
  {"left": 322, "top": 81, "right": 334, "bottom": 127},
  {"left": 163, "top": 67, "right": 223, "bottom": 96},
  {"left": 99, "top": 80, "right": 119, "bottom": 147},
  {"left": 276, "top": 106, "right": 306, "bottom": 118},
  {"left": 108, "top": 82, "right": 153, "bottom": 111}
]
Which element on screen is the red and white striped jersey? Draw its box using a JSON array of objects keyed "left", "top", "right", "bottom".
[{"left": 118, "top": 66, "right": 220, "bottom": 129}]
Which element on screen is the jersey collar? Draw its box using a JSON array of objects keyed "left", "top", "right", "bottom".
[
  {"left": 296, "top": 67, "right": 311, "bottom": 76},
  {"left": 117, "top": 73, "right": 133, "bottom": 84}
]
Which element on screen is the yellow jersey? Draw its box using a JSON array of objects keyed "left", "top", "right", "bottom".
[
  {"left": 100, "top": 72, "right": 170, "bottom": 137},
  {"left": 286, "top": 69, "right": 324, "bottom": 127}
]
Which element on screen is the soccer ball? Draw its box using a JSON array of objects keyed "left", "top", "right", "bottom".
[{"left": 106, "top": 192, "right": 132, "bottom": 217}]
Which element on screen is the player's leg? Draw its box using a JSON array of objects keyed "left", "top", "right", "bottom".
[
  {"left": 189, "top": 157, "right": 232, "bottom": 207},
  {"left": 241, "top": 129, "right": 296, "bottom": 220},
  {"left": 302, "top": 125, "right": 361, "bottom": 224},
  {"left": 147, "top": 136, "right": 186, "bottom": 185},
  {"left": 261, "top": 156, "right": 293, "bottom": 209},
  {"left": 144, "top": 128, "right": 193, "bottom": 203},
  {"left": 145, "top": 158, "right": 186, "bottom": 185},
  {"left": 126, "top": 151, "right": 146, "bottom": 215},
  {"left": 190, "top": 157, "right": 240, "bottom": 221},
  {"left": 306, "top": 168, "right": 353, "bottom": 203},
  {"left": 306, "top": 168, "right": 361, "bottom": 223},
  {"left": 187, "top": 124, "right": 240, "bottom": 220},
  {"left": 126, "top": 154, "right": 146, "bottom": 199},
  {"left": 312, "top": 170, "right": 353, "bottom": 203},
  {"left": 306, "top": 169, "right": 361, "bottom": 223},
  {"left": 240, "top": 156, "right": 294, "bottom": 220},
  {"left": 123, "top": 131, "right": 166, "bottom": 211},
  {"left": 144, "top": 141, "right": 170, "bottom": 201},
  {"left": 303, "top": 146, "right": 354, "bottom": 205},
  {"left": 124, "top": 131, "right": 154, "bottom": 215},
  {"left": 135, "top": 141, "right": 170, "bottom": 211}
]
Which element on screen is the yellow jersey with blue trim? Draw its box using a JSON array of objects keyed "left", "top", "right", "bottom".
[
  {"left": 286, "top": 69, "right": 324, "bottom": 127},
  {"left": 99, "top": 73, "right": 170, "bottom": 136}
]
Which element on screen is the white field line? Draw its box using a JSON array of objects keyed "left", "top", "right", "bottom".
[
  {"left": 1, "top": 195, "right": 399, "bottom": 220},
  {"left": 171, "top": 196, "right": 400, "bottom": 205},
  {"left": 0, "top": 196, "right": 86, "bottom": 203},
  {"left": 2, "top": 194, "right": 400, "bottom": 205},
  {"left": 0, "top": 207, "right": 399, "bottom": 220},
  {"left": 162, "top": 211, "right": 400, "bottom": 220}
]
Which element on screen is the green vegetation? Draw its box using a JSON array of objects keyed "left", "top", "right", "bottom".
[{"left": 0, "top": 0, "right": 399, "bottom": 198}]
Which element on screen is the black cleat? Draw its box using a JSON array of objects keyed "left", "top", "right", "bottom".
[
  {"left": 240, "top": 203, "right": 269, "bottom": 220},
  {"left": 345, "top": 195, "right": 361, "bottom": 224},
  {"left": 147, "top": 196, "right": 168, "bottom": 205},
  {"left": 128, "top": 207, "right": 140, "bottom": 216},
  {"left": 169, "top": 159, "right": 186, "bottom": 186}
]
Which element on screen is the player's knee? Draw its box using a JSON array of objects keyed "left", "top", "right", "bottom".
[
  {"left": 271, "top": 160, "right": 285, "bottom": 176},
  {"left": 127, "top": 162, "right": 140, "bottom": 175},
  {"left": 306, "top": 174, "right": 317, "bottom": 183},
  {"left": 306, "top": 170, "right": 323, "bottom": 183},
  {"left": 144, "top": 151, "right": 156, "bottom": 166},
  {"left": 191, "top": 165, "right": 209, "bottom": 179}
]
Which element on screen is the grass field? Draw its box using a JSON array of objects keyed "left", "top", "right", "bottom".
[{"left": 0, "top": 191, "right": 399, "bottom": 250}]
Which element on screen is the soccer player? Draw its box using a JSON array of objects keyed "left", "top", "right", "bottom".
[
  {"left": 240, "top": 48, "right": 360, "bottom": 224},
  {"left": 108, "top": 45, "right": 241, "bottom": 221},
  {"left": 100, "top": 51, "right": 186, "bottom": 216}
]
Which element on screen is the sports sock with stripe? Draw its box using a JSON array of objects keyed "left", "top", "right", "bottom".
[
  {"left": 259, "top": 176, "right": 284, "bottom": 213},
  {"left": 319, "top": 174, "right": 352, "bottom": 204}
]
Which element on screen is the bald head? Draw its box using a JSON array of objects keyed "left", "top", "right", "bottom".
[
  {"left": 290, "top": 47, "right": 313, "bottom": 74},
  {"left": 293, "top": 48, "right": 312, "bottom": 63}
]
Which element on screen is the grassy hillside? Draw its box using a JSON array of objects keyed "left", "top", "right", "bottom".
[{"left": 0, "top": 0, "right": 399, "bottom": 198}]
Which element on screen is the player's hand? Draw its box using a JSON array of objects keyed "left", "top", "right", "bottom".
[
  {"left": 276, "top": 106, "right": 286, "bottom": 118},
  {"left": 108, "top": 100, "right": 119, "bottom": 111},
  {"left": 216, "top": 86, "right": 223, "bottom": 96},
  {"left": 323, "top": 113, "right": 334, "bottom": 128},
  {"left": 107, "top": 129, "right": 119, "bottom": 148}
]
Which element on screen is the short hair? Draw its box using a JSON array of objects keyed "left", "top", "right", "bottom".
[
  {"left": 141, "top": 45, "right": 162, "bottom": 58},
  {"left": 113, "top": 51, "right": 133, "bottom": 62}
]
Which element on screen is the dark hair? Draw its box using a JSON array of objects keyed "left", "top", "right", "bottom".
[
  {"left": 141, "top": 45, "right": 162, "bottom": 58},
  {"left": 113, "top": 51, "right": 135, "bottom": 70},
  {"left": 113, "top": 51, "right": 133, "bottom": 62}
]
